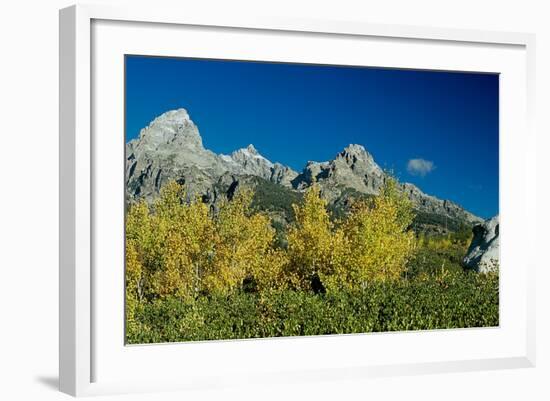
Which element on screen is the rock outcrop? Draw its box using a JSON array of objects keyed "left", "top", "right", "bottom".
[
  {"left": 270, "top": 163, "right": 299, "bottom": 187},
  {"left": 463, "top": 215, "right": 499, "bottom": 273}
]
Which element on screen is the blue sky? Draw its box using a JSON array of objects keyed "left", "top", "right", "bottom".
[{"left": 126, "top": 56, "right": 499, "bottom": 219}]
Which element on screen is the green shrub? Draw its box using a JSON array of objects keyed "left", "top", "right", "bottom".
[
  {"left": 127, "top": 271, "right": 499, "bottom": 344},
  {"left": 250, "top": 178, "right": 303, "bottom": 218},
  {"left": 412, "top": 211, "right": 470, "bottom": 233},
  {"left": 406, "top": 245, "right": 465, "bottom": 278}
]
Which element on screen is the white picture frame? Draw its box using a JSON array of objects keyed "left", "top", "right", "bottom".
[{"left": 59, "top": 4, "right": 536, "bottom": 397}]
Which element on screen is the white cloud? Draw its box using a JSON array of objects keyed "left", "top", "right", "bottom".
[{"left": 407, "top": 158, "right": 435, "bottom": 177}]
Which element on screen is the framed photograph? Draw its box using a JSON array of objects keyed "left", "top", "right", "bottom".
[{"left": 59, "top": 4, "right": 536, "bottom": 396}]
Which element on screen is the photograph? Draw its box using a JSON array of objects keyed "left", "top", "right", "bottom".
[{"left": 124, "top": 55, "right": 500, "bottom": 344}]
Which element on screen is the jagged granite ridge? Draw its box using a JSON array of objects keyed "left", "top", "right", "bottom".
[{"left": 126, "top": 108, "right": 482, "bottom": 229}]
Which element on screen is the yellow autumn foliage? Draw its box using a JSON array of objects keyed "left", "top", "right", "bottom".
[
  {"left": 125, "top": 239, "right": 142, "bottom": 331},
  {"left": 334, "top": 178, "right": 416, "bottom": 288},
  {"left": 286, "top": 183, "right": 346, "bottom": 290},
  {"left": 126, "top": 178, "right": 416, "bottom": 305},
  {"left": 202, "top": 189, "right": 287, "bottom": 294},
  {"left": 125, "top": 181, "right": 285, "bottom": 306},
  {"left": 286, "top": 178, "right": 416, "bottom": 291}
]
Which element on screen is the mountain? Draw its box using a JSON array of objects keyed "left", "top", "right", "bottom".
[
  {"left": 126, "top": 109, "right": 299, "bottom": 201},
  {"left": 126, "top": 109, "right": 482, "bottom": 233},
  {"left": 292, "top": 144, "right": 385, "bottom": 195}
]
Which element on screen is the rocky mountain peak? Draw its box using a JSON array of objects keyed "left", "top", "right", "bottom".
[
  {"left": 342, "top": 143, "right": 367, "bottom": 154},
  {"left": 246, "top": 144, "right": 259, "bottom": 154},
  {"left": 152, "top": 108, "right": 191, "bottom": 124},
  {"left": 136, "top": 108, "right": 203, "bottom": 150},
  {"left": 338, "top": 144, "right": 377, "bottom": 166},
  {"left": 231, "top": 144, "right": 270, "bottom": 163},
  {"left": 292, "top": 144, "right": 382, "bottom": 191},
  {"left": 230, "top": 144, "right": 274, "bottom": 179}
]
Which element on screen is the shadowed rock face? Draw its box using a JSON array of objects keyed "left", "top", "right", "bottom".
[
  {"left": 463, "top": 215, "right": 499, "bottom": 273},
  {"left": 125, "top": 108, "right": 482, "bottom": 227}
]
